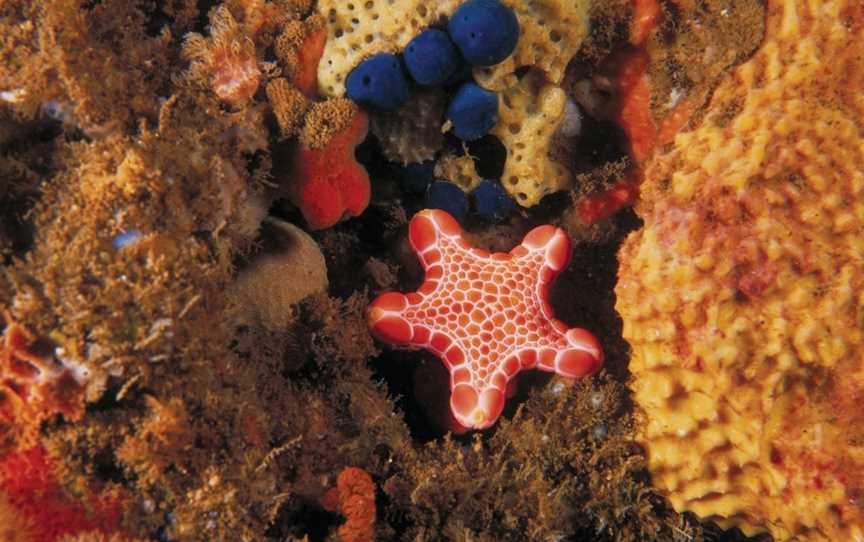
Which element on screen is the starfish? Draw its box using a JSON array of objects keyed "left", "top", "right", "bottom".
[{"left": 367, "top": 209, "right": 603, "bottom": 430}]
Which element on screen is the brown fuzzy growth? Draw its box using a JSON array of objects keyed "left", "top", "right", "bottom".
[
  {"left": 116, "top": 396, "right": 194, "bottom": 488},
  {"left": 0, "top": 0, "right": 172, "bottom": 130},
  {"left": 266, "top": 78, "right": 309, "bottom": 138},
  {"left": 299, "top": 98, "right": 358, "bottom": 150}
]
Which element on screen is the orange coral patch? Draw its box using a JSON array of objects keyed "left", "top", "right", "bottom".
[
  {"left": 630, "top": 0, "right": 663, "bottom": 46},
  {"left": 0, "top": 446, "right": 125, "bottom": 542},
  {"left": 616, "top": 50, "right": 657, "bottom": 163}
]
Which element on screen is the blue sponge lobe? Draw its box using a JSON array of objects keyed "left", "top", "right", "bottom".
[
  {"left": 404, "top": 29, "right": 461, "bottom": 86},
  {"left": 426, "top": 180, "right": 469, "bottom": 221},
  {"left": 472, "top": 179, "right": 513, "bottom": 222},
  {"left": 446, "top": 82, "right": 499, "bottom": 141},
  {"left": 448, "top": 0, "right": 519, "bottom": 67},
  {"left": 346, "top": 53, "right": 410, "bottom": 112}
]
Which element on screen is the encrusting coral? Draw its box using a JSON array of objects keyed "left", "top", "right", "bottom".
[
  {"left": 229, "top": 219, "right": 328, "bottom": 332},
  {"left": 616, "top": 0, "right": 864, "bottom": 539},
  {"left": 571, "top": 0, "right": 765, "bottom": 225}
]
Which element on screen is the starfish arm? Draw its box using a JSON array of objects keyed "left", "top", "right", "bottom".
[
  {"left": 367, "top": 292, "right": 414, "bottom": 345},
  {"left": 515, "top": 225, "right": 572, "bottom": 320},
  {"left": 408, "top": 209, "right": 463, "bottom": 269},
  {"left": 450, "top": 382, "right": 506, "bottom": 430},
  {"left": 555, "top": 328, "right": 604, "bottom": 378},
  {"left": 530, "top": 326, "right": 604, "bottom": 378}
]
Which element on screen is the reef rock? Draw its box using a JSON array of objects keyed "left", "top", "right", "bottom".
[
  {"left": 616, "top": 1, "right": 864, "bottom": 540},
  {"left": 230, "top": 219, "right": 328, "bottom": 332}
]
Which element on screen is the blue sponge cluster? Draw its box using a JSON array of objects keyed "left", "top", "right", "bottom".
[
  {"left": 404, "top": 29, "right": 460, "bottom": 86},
  {"left": 426, "top": 180, "right": 469, "bottom": 221},
  {"left": 422, "top": 177, "right": 514, "bottom": 223},
  {"left": 472, "top": 179, "right": 513, "bottom": 222},
  {"left": 346, "top": 0, "right": 521, "bottom": 223},
  {"left": 346, "top": 0, "right": 518, "bottom": 141}
]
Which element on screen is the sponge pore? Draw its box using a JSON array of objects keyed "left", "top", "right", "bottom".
[{"left": 473, "top": 0, "right": 590, "bottom": 91}]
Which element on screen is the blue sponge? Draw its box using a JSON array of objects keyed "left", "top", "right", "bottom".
[
  {"left": 472, "top": 179, "right": 513, "bottom": 222},
  {"left": 448, "top": 0, "right": 519, "bottom": 66},
  {"left": 446, "top": 82, "right": 499, "bottom": 141},
  {"left": 399, "top": 160, "right": 436, "bottom": 194},
  {"left": 346, "top": 53, "right": 410, "bottom": 112},
  {"left": 426, "top": 180, "right": 469, "bottom": 221},
  {"left": 404, "top": 29, "right": 461, "bottom": 86}
]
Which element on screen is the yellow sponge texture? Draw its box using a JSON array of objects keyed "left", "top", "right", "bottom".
[
  {"left": 616, "top": 1, "right": 864, "bottom": 540},
  {"left": 316, "top": 0, "right": 459, "bottom": 97},
  {"left": 492, "top": 71, "right": 570, "bottom": 207},
  {"left": 473, "top": 0, "right": 590, "bottom": 91},
  {"left": 316, "top": 0, "right": 589, "bottom": 95}
]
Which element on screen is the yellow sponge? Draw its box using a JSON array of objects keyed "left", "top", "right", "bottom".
[
  {"left": 316, "top": 0, "right": 589, "bottom": 96},
  {"left": 316, "top": 0, "right": 460, "bottom": 97},
  {"left": 473, "top": 0, "right": 590, "bottom": 91},
  {"left": 492, "top": 71, "right": 570, "bottom": 207}
]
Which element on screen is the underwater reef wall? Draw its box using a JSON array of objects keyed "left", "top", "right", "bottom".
[
  {"left": 6, "top": 0, "right": 853, "bottom": 540},
  {"left": 617, "top": 0, "right": 864, "bottom": 539}
]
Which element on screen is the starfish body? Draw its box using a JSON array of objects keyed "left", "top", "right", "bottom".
[{"left": 368, "top": 209, "right": 603, "bottom": 429}]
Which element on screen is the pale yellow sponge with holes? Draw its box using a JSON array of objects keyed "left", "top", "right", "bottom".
[
  {"left": 317, "top": 0, "right": 460, "bottom": 97},
  {"left": 473, "top": 0, "right": 590, "bottom": 91},
  {"left": 316, "top": 0, "right": 589, "bottom": 97},
  {"left": 616, "top": 1, "right": 864, "bottom": 540},
  {"left": 492, "top": 71, "right": 570, "bottom": 207}
]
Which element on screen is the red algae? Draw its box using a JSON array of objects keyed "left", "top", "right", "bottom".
[{"left": 0, "top": 446, "right": 124, "bottom": 542}]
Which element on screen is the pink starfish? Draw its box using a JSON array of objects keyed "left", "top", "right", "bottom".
[{"left": 367, "top": 210, "right": 603, "bottom": 430}]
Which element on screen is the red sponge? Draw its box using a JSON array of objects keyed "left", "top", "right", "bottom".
[{"left": 289, "top": 109, "right": 370, "bottom": 230}]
